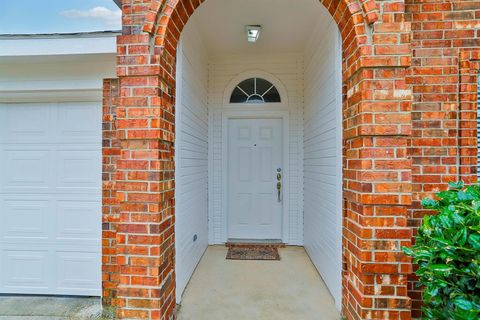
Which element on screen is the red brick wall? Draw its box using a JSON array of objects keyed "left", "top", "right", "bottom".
[
  {"left": 405, "top": 2, "right": 480, "bottom": 318},
  {"left": 115, "top": 31, "right": 176, "bottom": 318},
  {"left": 102, "top": 0, "right": 480, "bottom": 319},
  {"left": 102, "top": 78, "right": 121, "bottom": 306}
]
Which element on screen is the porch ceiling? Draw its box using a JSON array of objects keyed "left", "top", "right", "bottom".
[{"left": 190, "top": 0, "right": 332, "bottom": 55}]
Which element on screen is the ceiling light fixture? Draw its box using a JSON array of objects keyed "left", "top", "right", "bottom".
[{"left": 246, "top": 25, "right": 262, "bottom": 43}]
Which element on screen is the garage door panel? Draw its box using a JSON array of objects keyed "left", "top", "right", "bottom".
[
  {"left": 56, "top": 103, "right": 101, "bottom": 142},
  {"left": 55, "top": 200, "right": 101, "bottom": 241},
  {"left": 0, "top": 104, "right": 50, "bottom": 143},
  {"left": 1, "top": 199, "right": 50, "bottom": 240},
  {"left": 2, "top": 149, "right": 51, "bottom": 190},
  {"left": 1, "top": 249, "right": 51, "bottom": 292},
  {"left": 57, "top": 150, "right": 101, "bottom": 190},
  {"left": 0, "top": 196, "right": 100, "bottom": 245},
  {"left": 0, "top": 102, "right": 101, "bottom": 296},
  {"left": 0, "top": 246, "right": 100, "bottom": 295},
  {"left": 0, "top": 146, "right": 100, "bottom": 194},
  {"left": 55, "top": 251, "right": 100, "bottom": 293}
]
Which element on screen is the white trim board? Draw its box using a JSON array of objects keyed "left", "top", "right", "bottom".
[
  {"left": 0, "top": 34, "right": 118, "bottom": 57},
  {"left": 0, "top": 80, "right": 104, "bottom": 103}
]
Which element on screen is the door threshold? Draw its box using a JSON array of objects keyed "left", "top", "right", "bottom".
[{"left": 226, "top": 239, "right": 286, "bottom": 248}]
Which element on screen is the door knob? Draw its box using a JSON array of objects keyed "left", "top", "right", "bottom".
[
  {"left": 277, "top": 181, "right": 282, "bottom": 202},
  {"left": 276, "top": 169, "right": 282, "bottom": 202}
]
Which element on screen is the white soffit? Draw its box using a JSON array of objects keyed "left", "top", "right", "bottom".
[
  {"left": 0, "top": 32, "right": 119, "bottom": 57},
  {"left": 190, "top": 0, "right": 332, "bottom": 55}
]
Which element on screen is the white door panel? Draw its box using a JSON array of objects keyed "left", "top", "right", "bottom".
[
  {"left": 0, "top": 102, "right": 101, "bottom": 296},
  {"left": 227, "top": 118, "right": 283, "bottom": 240}
]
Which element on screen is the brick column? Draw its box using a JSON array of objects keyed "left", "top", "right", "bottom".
[
  {"left": 341, "top": 12, "right": 414, "bottom": 320},
  {"left": 343, "top": 68, "right": 413, "bottom": 320},
  {"left": 114, "top": 31, "right": 176, "bottom": 319},
  {"left": 102, "top": 78, "right": 121, "bottom": 306}
]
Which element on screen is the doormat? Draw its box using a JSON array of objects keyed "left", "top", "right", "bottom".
[{"left": 226, "top": 245, "right": 280, "bottom": 261}]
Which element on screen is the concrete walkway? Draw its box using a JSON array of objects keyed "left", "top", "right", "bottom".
[
  {"left": 0, "top": 296, "right": 111, "bottom": 319},
  {"left": 177, "top": 246, "right": 340, "bottom": 320}
]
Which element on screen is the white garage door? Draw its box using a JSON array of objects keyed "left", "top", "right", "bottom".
[{"left": 0, "top": 102, "right": 101, "bottom": 296}]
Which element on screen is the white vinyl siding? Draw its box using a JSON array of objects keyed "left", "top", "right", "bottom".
[
  {"left": 208, "top": 54, "right": 304, "bottom": 245},
  {"left": 175, "top": 21, "right": 209, "bottom": 303},
  {"left": 303, "top": 17, "right": 343, "bottom": 309}
]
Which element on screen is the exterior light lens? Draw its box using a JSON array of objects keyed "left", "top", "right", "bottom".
[{"left": 246, "top": 25, "right": 261, "bottom": 43}]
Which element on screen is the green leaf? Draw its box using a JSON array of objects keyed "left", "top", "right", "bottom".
[
  {"left": 402, "top": 246, "right": 414, "bottom": 257},
  {"left": 452, "top": 211, "right": 465, "bottom": 224},
  {"left": 449, "top": 180, "right": 465, "bottom": 190},
  {"left": 439, "top": 214, "right": 453, "bottom": 228},
  {"left": 458, "top": 191, "right": 473, "bottom": 201},
  {"left": 422, "top": 197, "right": 438, "bottom": 209},
  {"left": 454, "top": 297, "right": 474, "bottom": 311},
  {"left": 430, "top": 264, "right": 452, "bottom": 273},
  {"left": 468, "top": 234, "right": 480, "bottom": 250},
  {"left": 471, "top": 200, "right": 480, "bottom": 211},
  {"left": 454, "top": 228, "right": 468, "bottom": 246}
]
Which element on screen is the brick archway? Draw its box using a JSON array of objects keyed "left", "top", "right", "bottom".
[{"left": 106, "top": 0, "right": 414, "bottom": 319}]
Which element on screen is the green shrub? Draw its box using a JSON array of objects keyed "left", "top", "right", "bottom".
[{"left": 403, "top": 181, "right": 480, "bottom": 320}]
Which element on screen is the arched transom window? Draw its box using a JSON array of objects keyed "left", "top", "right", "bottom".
[{"left": 230, "top": 77, "right": 281, "bottom": 103}]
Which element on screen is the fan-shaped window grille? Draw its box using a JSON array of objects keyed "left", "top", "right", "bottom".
[{"left": 230, "top": 78, "right": 281, "bottom": 103}]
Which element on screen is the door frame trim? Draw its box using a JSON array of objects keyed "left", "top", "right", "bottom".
[{"left": 221, "top": 110, "right": 290, "bottom": 243}]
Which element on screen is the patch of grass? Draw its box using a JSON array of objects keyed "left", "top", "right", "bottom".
[
  {"left": 98, "top": 305, "right": 116, "bottom": 319},
  {"left": 70, "top": 305, "right": 116, "bottom": 320}
]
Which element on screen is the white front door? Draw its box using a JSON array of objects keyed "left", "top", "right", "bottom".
[{"left": 227, "top": 118, "right": 283, "bottom": 240}]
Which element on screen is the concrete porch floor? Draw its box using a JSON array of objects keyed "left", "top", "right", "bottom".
[{"left": 177, "top": 246, "right": 341, "bottom": 320}]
